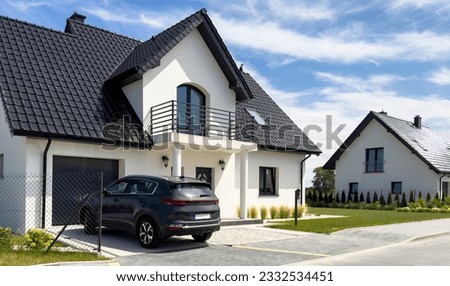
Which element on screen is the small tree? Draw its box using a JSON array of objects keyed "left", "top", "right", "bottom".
[
  {"left": 353, "top": 192, "right": 359, "bottom": 203},
  {"left": 418, "top": 191, "right": 423, "bottom": 200},
  {"left": 335, "top": 192, "right": 340, "bottom": 203},
  {"left": 379, "top": 194, "right": 386, "bottom": 205},
  {"left": 409, "top": 190, "right": 415, "bottom": 203},
  {"left": 341, "top": 190, "right": 346, "bottom": 203},
  {"left": 387, "top": 193, "right": 393, "bottom": 205},
  {"left": 394, "top": 193, "right": 400, "bottom": 207},
  {"left": 318, "top": 191, "right": 324, "bottom": 202},
  {"left": 400, "top": 193, "right": 408, "bottom": 207},
  {"left": 373, "top": 192, "right": 379, "bottom": 203},
  {"left": 312, "top": 191, "right": 318, "bottom": 202},
  {"left": 359, "top": 192, "right": 365, "bottom": 203},
  {"left": 347, "top": 190, "right": 353, "bottom": 202},
  {"left": 426, "top": 193, "right": 432, "bottom": 202},
  {"left": 366, "top": 192, "right": 371, "bottom": 204}
]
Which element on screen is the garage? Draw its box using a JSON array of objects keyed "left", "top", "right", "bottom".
[{"left": 52, "top": 156, "right": 119, "bottom": 225}]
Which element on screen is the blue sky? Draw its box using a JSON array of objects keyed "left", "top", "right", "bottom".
[{"left": 1, "top": 0, "right": 450, "bottom": 183}]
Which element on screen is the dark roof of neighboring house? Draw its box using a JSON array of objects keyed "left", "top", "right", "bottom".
[
  {"left": 0, "top": 9, "right": 319, "bottom": 154},
  {"left": 0, "top": 13, "right": 150, "bottom": 147},
  {"left": 107, "top": 9, "right": 252, "bottom": 102},
  {"left": 236, "top": 71, "right": 321, "bottom": 154},
  {"left": 323, "top": 111, "right": 450, "bottom": 173}
]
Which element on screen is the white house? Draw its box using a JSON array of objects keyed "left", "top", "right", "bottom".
[
  {"left": 324, "top": 111, "right": 450, "bottom": 200},
  {"left": 0, "top": 9, "right": 320, "bottom": 232}
]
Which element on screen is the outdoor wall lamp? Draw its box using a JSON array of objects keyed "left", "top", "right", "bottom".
[
  {"left": 162, "top": 155, "right": 169, "bottom": 168},
  {"left": 218, "top": 159, "right": 226, "bottom": 171}
]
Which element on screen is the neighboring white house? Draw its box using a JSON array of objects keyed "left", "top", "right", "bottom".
[
  {"left": 324, "top": 111, "right": 450, "bottom": 200},
  {"left": 0, "top": 9, "right": 320, "bottom": 232}
]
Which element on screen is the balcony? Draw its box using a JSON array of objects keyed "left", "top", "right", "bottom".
[{"left": 147, "top": 100, "right": 236, "bottom": 140}]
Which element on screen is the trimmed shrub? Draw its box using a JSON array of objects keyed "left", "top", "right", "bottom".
[
  {"left": 335, "top": 192, "right": 340, "bottom": 203},
  {"left": 426, "top": 193, "right": 432, "bottom": 202},
  {"left": 279, "top": 205, "right": 291, "bottom": 219},
  {"left": 0, "top": 227, "right": 12, "bottom": 250},
  {"left": 341, "top": 190, "right": 346, "bottom": 203},
  {"left": 260, "top": 206, "right": 268, "bottom": 220},
  {"left": 248, "top": 206, "right": 258, "bottom": 219},
  {"left": 445, "top": 196, "right": 450, "bottom": 206},
  {"left": 293, "top": 205, "right": 308, "bottom": 218},
  {"left": 418, "top": 191, "right": 423, "bottom": 199},
  {"left": 269, "top": 206, "right": 278, "bottom": 219},
  {"left": 23, "top": 229, "right": 53, "bottom": 251}
]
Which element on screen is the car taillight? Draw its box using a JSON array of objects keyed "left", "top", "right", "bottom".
[
  {"left": 213, "top": 199, "right": 219, "bottom": 205},
  {"left": 161, "top": 198, "right": 188, "bottom": 206}
]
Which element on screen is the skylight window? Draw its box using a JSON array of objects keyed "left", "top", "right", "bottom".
[
  {"left": 246, "top": 109, "right": 267, "bottom": 126},
  {"left": 412, "top": 139, "right": 428, "bottom": 151}
]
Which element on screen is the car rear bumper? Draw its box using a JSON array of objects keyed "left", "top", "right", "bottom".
[{"left": 162, "top": 220, "right": 221, "bottom": 237}]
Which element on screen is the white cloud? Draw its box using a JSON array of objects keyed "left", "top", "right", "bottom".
[
  {"left": 428, "top": 67, "right": 450, "bottom": 85},
  {"left": 211, "top": 12, "right": 450, "bottom": 64},
  {"left": 266, "top": 0, "right": 336, "bottom": 22},
  {"left": 7, "top": 1, "right": 48, "bottom": 11},
  {"left": 81, "top": 6, "right": 192, "bottom": 30},
  {"left": 389, "top": 0, "right": 450, "bottom": 11}
]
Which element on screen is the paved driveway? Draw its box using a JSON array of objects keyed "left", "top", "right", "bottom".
[{"left": 55, "top": 218, "right": 450, "bottom": 266}]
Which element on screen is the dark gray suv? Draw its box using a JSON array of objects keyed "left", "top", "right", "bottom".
[{"left": 79, "top": 175, "right": 221, "bottom": 248}]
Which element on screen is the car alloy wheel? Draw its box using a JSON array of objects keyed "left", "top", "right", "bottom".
[{"left": 137, "top": 218, "right": 159, "bottom": 248}]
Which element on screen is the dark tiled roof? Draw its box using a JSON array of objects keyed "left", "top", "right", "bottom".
[
  {"left": 236, "top": 72, "right": 321, "bottom": 154},
  {"left": 108, "top": 9, "right": 252, "bottom": 102},
  {"left": 0, "top": 14, "right": 151, "bottom": 147},
  {"left": 323, "top": 111, "right": 450, "bottom": 173}
]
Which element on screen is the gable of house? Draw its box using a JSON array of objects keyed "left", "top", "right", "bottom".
[{"left": 324, "top": 111, "right": 450, "bottom": 174}]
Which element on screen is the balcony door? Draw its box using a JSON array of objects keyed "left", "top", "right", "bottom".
[{"left": 177, "top": 85, "right": 206, "bottom": 135}]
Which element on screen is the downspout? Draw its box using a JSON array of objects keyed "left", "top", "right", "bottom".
[
  {"left": 439, "top": 173, "right": 446, "bottom": 201},
  {"left": 295, "top": 153, "right": 312, "bottom": 226},
  {"left": 41, "top": 138, "right": 52, "bottom": 228}
]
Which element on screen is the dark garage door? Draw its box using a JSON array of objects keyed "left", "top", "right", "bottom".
[{"left": 52, "top": 156, "right": 119, "bottom": 226}]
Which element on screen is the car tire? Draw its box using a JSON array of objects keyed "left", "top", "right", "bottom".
[
  {"left": 192, "top": 232, "right": 213, "bottom": 242},
  {"left": 137, "top": 218, "right": 159, "bottom": 248},
  {"left": 83, "top": 210, "right": 97, "bottom": 235}
]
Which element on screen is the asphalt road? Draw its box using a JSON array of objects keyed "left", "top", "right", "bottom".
[{"left": 110, "top": 219, "right": 450, "bottom": 266}]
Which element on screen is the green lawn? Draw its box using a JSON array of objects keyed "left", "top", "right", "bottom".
[
  {"left": 0, "top": 249, "right": 108, "bottom": 266},
  {"left": 269, "top": 207, "right": 450, "bottom": 234}
]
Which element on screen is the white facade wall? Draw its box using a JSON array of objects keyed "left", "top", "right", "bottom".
[
  {"left": 0, "top": 100, "right": 28, "bottom": 232},
  {"left": 335, "top": 120, "right": 440, "bottom": 197},
  {"left": 235, "top": 150, "right": 305, "bottom": 217}
]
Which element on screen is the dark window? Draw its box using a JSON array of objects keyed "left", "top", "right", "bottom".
[
  {"left": 391, "top": 182, "right": 402, "bottom": 194},
  {"left": 259, "top": 167, "right": 277, "bottom": 196},
  {"left": 106, "top": 180, "right": 129, "bottom": 194},
  {"left": 177, "top": 85, "right": 206, "bottom": 136},
  {"left": 365, "top": 148, "right": 384, "bottom": 172},
  {"left": 349, "top": 182, "right": 359, "bottom": 195}
]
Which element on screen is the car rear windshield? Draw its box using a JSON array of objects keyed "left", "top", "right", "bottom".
[{"left": 171, "top": 183, "right": 214, "bottom": 198}]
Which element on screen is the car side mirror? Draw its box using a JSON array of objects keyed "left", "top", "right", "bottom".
[{"left": 102, "top": 189, "right": 112, "bottom": 195}]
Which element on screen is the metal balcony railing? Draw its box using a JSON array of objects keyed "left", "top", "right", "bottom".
[{"left": 148, "top": 100, "right": 236, "bottom": 140}]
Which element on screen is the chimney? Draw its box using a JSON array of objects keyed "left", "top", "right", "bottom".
[
  {"left": 414, "top": 115, "right": 422, "bottom": 129},
  {"left": 69, "top": 12, "right": 86, "bottom": 23}
]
